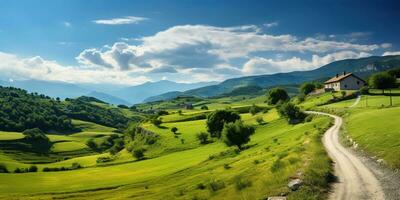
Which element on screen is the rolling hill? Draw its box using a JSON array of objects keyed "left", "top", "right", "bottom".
[{"left": 146, "top": 55, "right": 400, "bottom": 101}]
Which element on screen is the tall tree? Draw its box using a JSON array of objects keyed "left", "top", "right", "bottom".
[{"left": 369, "top": 72, "right": 397, "bottom": 106}]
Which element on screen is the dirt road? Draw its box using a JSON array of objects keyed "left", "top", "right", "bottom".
[{"left": 306, "top": 111, "right": 385, "bottom": 200}]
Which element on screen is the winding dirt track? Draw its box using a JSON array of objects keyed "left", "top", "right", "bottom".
[{"left": 306, "top": 111, "right": 385, "bottom": 200}]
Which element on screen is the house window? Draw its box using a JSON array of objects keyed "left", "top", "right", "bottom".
[
  {"left": 344, "top": 84, "right": 347, "bottom": 88},
  {"left": 357, "top": 81, "right": 360, "bottom": 85}
]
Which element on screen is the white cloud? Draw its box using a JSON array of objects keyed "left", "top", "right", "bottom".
[
  {"left": 63, "top": 21, "right": 71, "bottom": 27},
  {"left": 0, "top": 52, "right": 149, "bottom": 85},
  {"left": 264, "top": 22, "right": 279, "bottom": 28},
  {"left": 381, "top": 43, "right": 392, "bottom": 48},
  {"left": 93, "top": 16, "right": 148, "bottom": 25},
  {"left": 77, "top": 25, "right": 380, "bottom": 75},
  {"left": 243, "top": 51, "right": 371, "bottom": 75},
  {"left": 382, "top": 51, "right": 400, "bottom": 56}
]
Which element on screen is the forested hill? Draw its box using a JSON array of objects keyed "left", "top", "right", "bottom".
[{"left": 0, "top": 86, "right": 132, "bottom": 133}]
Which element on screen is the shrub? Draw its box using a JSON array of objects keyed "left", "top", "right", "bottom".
[
  {"left": 222, "top": 120, "right": 255, "bottom": 150},
  {"left": 234, "top": 176, "right": 252, "bottom": 190},
  {"left": 249, "top": 104, "right": 262, "bottom": 115},
  {"left": 209, "top": 180, "right": 225, "bottom": 192},
  {"left": 206, "top": 110, "right": 241, "bottom": 138},
  {"left": 86, "top": 139, "right": 98, "bottom": 150},
  {"left": 157, "top": 110, "right": 169, "bottom": 116},
  {"left": 22, "top": 128, "right": 52, "bottom": 152},
  {"left": 117, "top": 104, "right": 129, "bottom": 109},
  {"left": 133, "top": 147, "right": 146, "bottom": 160},
  {"left": 223, "top": 163, "right": 231, "bottom": 169},
  {"left": 196, "top": 132, "right": 209, "bottom": 144},
  {"left": 28, "top": 165, "right": 38, "bottom": 172},
  {"left": 151, "top": 118, "right": 162, "bottom": 126},
  {"left": 200, "top": 105, "right": 209, "bottom": 110},
  {"left": 196, "top": 183, "right": 206, "bottom": 190},
  {"left": 97, "top": 156, "right": 113, "bottom": 163},
  {"left": 270, "top": 159, "right": 285, "bottom": 172},
  {"left": 300, "top": 82, "right": 316, "bottom": 95},
  {"left": 171, "top": 127, "right": 178, "bottom": 135},
  {"left": 0, "top": 164, "right": 8, "bottom": 173},
  {"left": 360, "top": 86, "right": 369, "bottom": 95},
  {"left": 278, "top": 102, "right": 306, "bottom": 124},
  {"left": 266, "top": 88, "right": 289, "bottom": 105},
  {"left": 256, "top": 116, "right": 264, "bottom": 125},
  {"left": 305, "top": 115, "right": 313, "bottom": 122}
]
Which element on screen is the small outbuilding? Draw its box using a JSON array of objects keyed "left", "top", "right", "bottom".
[{"left": 324, "top": 72, "right": 366, "bottom": 91}]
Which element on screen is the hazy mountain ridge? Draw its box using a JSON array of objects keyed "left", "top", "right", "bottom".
[{"left": 145, "top": 55, "right": 400, "bottom": 102}]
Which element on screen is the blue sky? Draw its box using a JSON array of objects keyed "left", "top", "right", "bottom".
[{"left": 0, "top": 0, "right": 399, "bottom": 85}]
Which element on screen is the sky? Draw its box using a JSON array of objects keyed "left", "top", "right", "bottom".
[{"left": 0, "top": 0, "right": 400, "bottom": 86}]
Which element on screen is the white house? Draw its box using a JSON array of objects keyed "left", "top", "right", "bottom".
[{"left": 324, "top": 72, "right": 366, "bottom": 91}]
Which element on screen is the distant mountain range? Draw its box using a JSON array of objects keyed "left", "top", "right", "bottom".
[
  {"left": 146, "top": 55, "right": 400, "bottom": 101},
  {"left": 1, "top": 55, "right": 399, "bottom": 105},
  {"left": 0, "top": 79, "right": 217, "bottom": 105}
]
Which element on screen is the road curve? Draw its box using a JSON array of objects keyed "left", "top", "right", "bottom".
[{"left": 306, "top": 111, "right": 385, "bottom": 200}]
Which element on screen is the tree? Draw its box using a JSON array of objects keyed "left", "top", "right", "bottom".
[
  {"left": 369, "top": 72, "right": 397, "bottom": 94},
  {"left": 22, "top": 128, "right": 52, "bottom": 152},
  {"left": 86, "top": 139, "right": 98, "bottom": 151},
  {"left": 369, "top": 72, "right": 397, "bottom": 106},
  {"left": 28, "top": 165, "right": 38, "bottom": 172},
  {"left": 388, "top": 67, "right": 400, "bottom": 79},
  {"left": 133, "top": 148, "right": 146, "bottom": 160},
  {"left": 196, "top": 132, "right": 209, "bottom": 144},
  {"left": 206, "top": 110, "right": 241, "bottom": 138},
  {"left": 151, "top": 118, "right": 162, "bottom": 126},
  {"left": 171, "top": 127, "right": 178, "bottom": 135},
  {"left": 249, "top": 104, "right": 261, "bottom": 115},
  {"left": 201, "top": 105, "right": 209, "bottom": 110},
  {"left": 266, "top": 88, "right": 289, "bottom": 105},
  {"left": 359, "top": 86, "right": 369, "bottom": 95},
  {"left": 277, "top": 103, "right": 306, "bottom": 124},
  {"left": 222, "top": 120, "right": 255, "bottom": 150},
  {"left": 300, "top": 83, "right": 316, "bottom": 95},
  {"left": 117, "top": 104, "right": 129, "bottom": 109}
]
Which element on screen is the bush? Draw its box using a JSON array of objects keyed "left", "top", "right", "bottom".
[
  {"left": 0, "top": 164, "right": 8, "bottom": 173},
  {"left": 196, "top": 132, "right": 209, "bottom": 144},
  {"left": 151, "top": 118, "right": 162, "bottom": 126},
  {"left": 196, "top": 183, "right": 206, "bottom": 190},
  {"left": 97, "top": 156, "right": 113, "bottom": 163},
  {"left": 222, "top": 120, "right": 255, "bottom": 150},
  {"left": 200, "top": 105, "right": 209, "bottom": 110},
  {"left": 266, "top": 88, "right": 289, "bottom": 105},
  {"left": 359, "top": 86, "right": 369, "bottom": 95},
  {"left": 206, "top": 110, "right": 241, "bottom": 138},
  {"left": 300, "top": 82, "right": 316, "bottom": 95},
  {"left": 22, "top": 128, "right": 52, "bottom": 152},
  {"left": 249, "top": 104, "right": 262, "bottom": 115},
  {"left": 234, "top": 176, "right": 252, "bottom": 190},
  {"left": 117, "top": 104, "right": 129, "bottom": 109},
  {"left": 86, "top": 139, "right": 98, "bottom": 151},
  {"left": 256, "top": 116, "right": 264, "bottom": 125},
  {"left": 270, "top": 159, "right": 285, "bottom": 172},
  {"left": 157, "top": 110, "right": 169, "bottom": 116},
  {"left": 28, "top": 165, "right": 38, "bottom": 172},
  {"left": 278, "top": 102, "right": 306, "bottom": 124},
  {"left": 133, "top": 147, "right": 146, "bottom": 160},
  {"left": 171, "top": 127, "right": 178, "bottom": 135},
  {"left": 209, "top": 180, "right": 225, "bottom": 192}
]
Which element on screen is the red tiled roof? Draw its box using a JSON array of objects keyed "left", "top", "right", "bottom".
[{"left": 324, "top": 73, "right": 365, "bottom": 84}]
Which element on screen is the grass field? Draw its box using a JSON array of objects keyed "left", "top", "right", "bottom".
[
  {"left": 317, "top": 89, "right": 400, "bottom": 169},
  {"left": 0, "top": 99, "right": 334, "bottom": 199}
]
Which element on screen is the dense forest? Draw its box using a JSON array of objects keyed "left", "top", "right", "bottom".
[
  {"left": 0, "top": 87, "right": 74, "bottom": 132},
  {"left": 0, "top": 87, "right": 132, "bottom": 133}
]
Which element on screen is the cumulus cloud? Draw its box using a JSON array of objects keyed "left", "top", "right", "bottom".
[
  {"left": 77, "top": 25, "right": 380, "bottom": 76},
  {"left": 382, "top": 51, "right": 400, "bottom": 56},
  {"left": 93, "top": 16, "right": 148, "bottom": 25},
  {"left": 0, "top": 52, "right": 148, "bottom": 85},
  {"left": 243, "top": 51, "right": 371, "bottom": 75}
]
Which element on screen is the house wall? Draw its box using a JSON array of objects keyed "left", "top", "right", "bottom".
[
  {"left": 325, "top": 82, "right": 340, "bottom": 91},
  {"left": 339, "top": 76, "right": 365, "bottom": 90}
]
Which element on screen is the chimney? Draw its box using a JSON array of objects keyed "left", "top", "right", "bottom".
[
  {"left": 336, "top": 74, "right": 339, "bottom": 78},
  {"left": 343, "top": 71, "right": 346, "bottom": 75}
]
